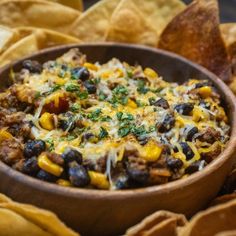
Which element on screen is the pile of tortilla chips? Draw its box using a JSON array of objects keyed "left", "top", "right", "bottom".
[
  {"left": 0, "top": 0, "right": 235, "bottom": 87},
  {"left": 0, "top": 194, "right": 79, "bottom": 236},
  {"left": 126, "top": 195, "right": 236, "bottom": 236}
]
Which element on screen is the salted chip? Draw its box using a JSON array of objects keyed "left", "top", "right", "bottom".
[
  {"left": 0, "top": 201, "right": 79, "bottom": 236},
  {"left": 215, "top": 230, "right": 236, "bottom": 236},
  {"left": 0, "top": 208, "right": 51, "bottom": 236},
  {"left": 221, "top": 23, "right": 236, "bottom": 49},
  {"left": 0, "top": 193, "right": 12, "bottom": 203},
  {"left": 47, "top": 0, "right": 83, "bottom": 11},
  {"left": 15, "top": 27, "right": 81, "bottom": 47},
  {"left": 69, "top": 0, "right": 120, "bottom": 42},
  {"left": 0, "top": 0, "right": 81, "bottom": 34},
  {"left": 126, "top": 210, "right": 187, "bottom": 236},
  {"left": 158, "top": 0, "right": 231, "bottom": 81},
  {"left": 0, "top": 28, "right": 81, "bottom": 67},
  {"left": 0, "top": 34, "right": 40, "bottom": 67},
  {"left": 134, "top": 0, "right": 186, "bottom": 35},
  {"left": 106, "top": 0, "right": 158, "bottom": 47},
  {"left": 0, "top": 25, "right": 19, "bottom": 53},
  {"left": 179, "top": 198, "right": 236, "bottom": 236}
]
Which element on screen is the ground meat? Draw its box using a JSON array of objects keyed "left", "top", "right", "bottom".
[
  {"left": 0, "top": 92, "right": 19, "bottom": 110},
  {"left": 0, "top": 139, "right": 24, "bottom": 165},
  {"left": 11, "top": 85, "right": 36, "bottom": 104},
  {"left": 47, "top": 152, "right": 64, "bottom": 166},
  {"left": 200, "top": 142, "right": 222, "bottom": 163},
  {"left": 198, "top": 127, "right": 221, "bottom": 144},
  {"left": 148, "top": 168, "right": 171, "bottom": 184}
]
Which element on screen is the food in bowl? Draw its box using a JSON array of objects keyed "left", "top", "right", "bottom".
[{"left": 0, "top": 48, "right": 230, "bottom": 190}]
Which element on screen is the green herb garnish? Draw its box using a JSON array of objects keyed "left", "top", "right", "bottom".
[{"left": 98, "top": 127, "right": 108, "bottom": 139}]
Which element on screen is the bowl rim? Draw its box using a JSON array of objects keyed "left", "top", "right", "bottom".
[{"left": 0, "top": 42, "right": 236, "bottom": 199}]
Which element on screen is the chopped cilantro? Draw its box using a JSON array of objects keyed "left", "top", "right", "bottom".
[
  {"left": 148, "top": 97, "right": 156, "bottom": 105},
  {"left": 70, "top": 103, "right": 81, "bottom": 112},
  {"left": 113, "top": 85, "right": 129, "bottom": 96},
  {"left": 66, "top": 135, "right": 76, "bottom": 141},
  {"left": 65, "top": 83, "right": 80, "bottom": 92},
  {"left": 126, "top": 69, "right": 133, "bottom": 78},
  {"left": 45, "top": 138, "right": 54, "bottom": 151},
  {"left": 76, "top": 90, "right": 88, "bottom": 99},
  {"left": 132, "top": 125, "right": 147, "bottom": 136},
  {"left": 137, "top": 79, "right": 149, "bottom": 94},
  {"left": 98, "top": 92, "right": 106, "bottom": 101},
  {"left": 118, "top": 126, "right": 131, "bottom": 137},
  {"left": 98, "top": 127, "right": 108, "bottom": 139},
  {"left": 136, "top": 100, "right": 145, "bottom": 107},
  {"left": 101, "top": 116, "right": 112, "bottom": 122},
  {"left": 87, "top": 109, "right": 102, "bottom": 121},
  {"left": 116, "top": 112, "right": 134, "bottom": 121}
]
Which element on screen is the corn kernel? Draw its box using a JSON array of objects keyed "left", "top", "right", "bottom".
[
  {"left": 144, "top": 68, "right": 158, "bottom": 79},
  {"left": 140, "top": 140, "right": 162, "bottom": 162},
  {"left": 57, "top": 179, "right": 71, "bottom": 187},
  {"left": 115, "top": 68, "right": 124, "bottom": 77},
  {"left": 0, "top": 129, "right": 13, "bottom": 142},
  {"left": 192, "top": 106, "right": 209, "bottom": 122},
  {"left": 38, "top": 154, "right": 63, "bottom": 177},
  {"left": 117, "top": 146, "right": 125, "bottom": 162},
  {"left": 198, "top": 86, "right": 212, "bottom": 98},
  {"left": 39, "top": 112, "right": 54, "bottom": 130},
  {"left": 101, "top": 70, "right": 111, "bottom": 79},
  {"left": 84, "top": 62, "right": 98, "bottom": 71},
  {"left": 45, "top": 92, "right": 65, "bottom": 108},
  {"left": 127, "top": 99, "right": 137, "bottom": 109},
  {"left": 55, "top": 78, "right": 66, "bottom": 86},
  {"left": 88, "top": 171, "right": 110, "bottom": 189}
]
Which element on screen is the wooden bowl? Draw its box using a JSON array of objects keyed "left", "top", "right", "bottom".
[{"left": 0, "top": 43, "right": 235, "bottom": 236}]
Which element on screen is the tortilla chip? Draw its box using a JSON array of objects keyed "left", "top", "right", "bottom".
[
  {"left": 134, "top": 0, "right": 186, "bottom": 35},
  {"left": 0, "top": 0, "right": 81, "bottom": 34},
  {"left": 210, "top": 193, "right": 236, "bottom": 207},
  {"left": 126, "top": 210, "right": 187, "bottom": 236},
  {"left": 15, "top": 27, "right": 81, "bottom": 47},
  {"left": 0, "top": 193, "right": 12, "bottom": 203},
  {"left": 0, "top": 208, "right": 51, "bottom": 236},
  {"left": 216, "top": 230, "right": 236, "bottom": 236},
  {"left": 0, "top": 25, "right": 20, "bottom": 53},
  {"left": 47, "top": 0, "right": 83, "bottom": 11},
  {"left": 106, "top": 0, "right": 158, "bottom": 46},
  {"left": 69, "top": 0, "right": 120, "bottom": 42},
  {"left": 179, "top": 198, "right": 236, "bottom": 236},
  {"left": 158, "top": 0, "right": 231, "bottom": 81},
  {"left": 221, "top": 23, "right": 236, "bottom": 49},
  {"left": 0, "top": 34, "right": 40, "bottom": 66},
  {"left": 0, "top": 27, "right": 81, "bottom": 67},
  {"left": 0, "top": 201, "right": 79, "bottom": 236}
]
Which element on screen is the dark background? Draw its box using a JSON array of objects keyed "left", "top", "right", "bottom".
[{"left": 84, "top": 0, "right": 236, "bottom": 23}]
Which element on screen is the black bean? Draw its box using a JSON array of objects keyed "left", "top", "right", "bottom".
[
  {"left": 152, "top": 98, "right": 169, "bottom": 109},
  {"left": 185, "top": 160, "right": 206, "bottom": 174},
  {"left": 68, "top": 165, "right": 90, "bottom": 187},
  {"left": 126, "top": 167, "right": 149, "bottom": 185},
  {"left": 22, "top": 157, "right": 40, "bottom": 175},
  {"left": 166, "top": 157, "right": 183, "bottom": 171},
  {"left": 195, "top": 81, "right": 210, "bottom": 88},
  {"left": 157, "top": 114, "right": 175, "bottom": 133},
  {"left": 174, "top": 103, "right": 194, "bottom": 115},
  {"left": 82, "top": 133, "right": 96, "bottom": 142},
  {"left": 83, "top": 80, "right": 97, "bottom": 94},
  {"left": 58, "top": 112, "right": 76, "bottom": 131},
  {"left": 186, "top": 126, "right": 198, "bottom": 141},
  {"left": 37, "top": 170, "right": 57, "bottom": 182},
  {"left": 137, "top": 135, "right": 149, "bottom": 145},
  {"left": 22, "top": 60, "right": 42, "bottom": 74},
  {"left": 24, "top": 140, "right": 46, "bottom": 158},
  {"left": 180, "top": 142, "right": 194, "bottom": 160},
  {"left": 71, "top": 67, "right": 90, "bottom": 81},
  {"left": 115, "top": 176, "right": 129, "bottom": 189},
  {"left": 62, "top": 148, "right": 83, "bottom": 165}
]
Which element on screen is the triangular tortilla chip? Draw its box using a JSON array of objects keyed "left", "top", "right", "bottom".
[
  {"left": 0, "top": 0, "right": 80, "bottom": 34},
  {"left": 158, "top": 0, "right": 231, "bottom": 81},
  {"left": 126, "top": 210, "right": 187, "bottom": 236},
  {"left": 69, "top": 0, "right": 120, "bottom": 42},
  {"left": 47, "top": 0, "right": 83, "bottom": 11},
  {"left": 0, "top": 201, "right": 79, "bottom": 236},
  {"left": 106, "top": 0, "right": 158, "bottom": 47},
  {"left": 134, "top": 0, "right": 186, "bottom": 35},
  {"left": 0, "top": 208, "right": 51, "bottom": 236},
  {"left": 179, "top": 199, "right": 236, "bottom": 236},
  {"left": 0, "top": 33, "right": 40, "bottom": 66},
  {"left": 0, "top": 25, "right": 20, "bottom": 53}
]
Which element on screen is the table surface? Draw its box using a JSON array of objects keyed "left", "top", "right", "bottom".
[{"left": 84, "top": 0, "right": 236, "bottom": 23}]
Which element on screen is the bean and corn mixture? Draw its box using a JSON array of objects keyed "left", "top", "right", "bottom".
[{"left": 0, "top": 49, "right": 230, "bottom": 190}]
